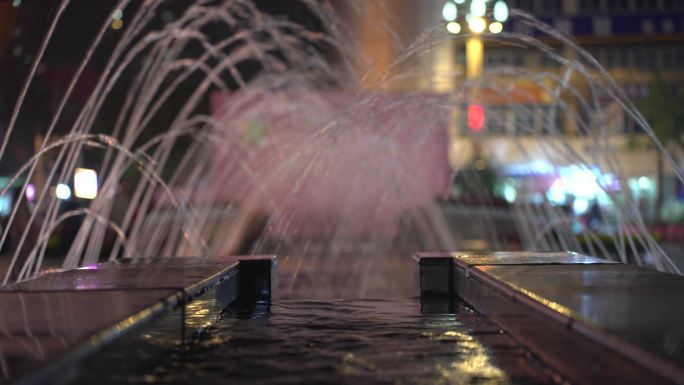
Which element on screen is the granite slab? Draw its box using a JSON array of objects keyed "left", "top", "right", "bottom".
[
  {"left": 416, "top": 252, "right": 684, "bottom": 385},
  {"left": 7, "top": 256, "right": 242, "bottom": 293},
  {"left": 0, "top": 289, "right": 182, "bottom": 384},
  {"left": 0, "top": 255, "right": 276, "bottom": 385},
  {"left": 478, "top": 264, "right": 684, "bottom": 371},
  {"left": 416, "top": 251, "right": 614, "bottom": 267}
]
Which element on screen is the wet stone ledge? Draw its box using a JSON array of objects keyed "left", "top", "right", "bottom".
[
  {"left": 0, "top": 255, "right": 275, "bottom": 385},
  {"left": 416, "top": 251, "right": 684, "bottom": 385}
]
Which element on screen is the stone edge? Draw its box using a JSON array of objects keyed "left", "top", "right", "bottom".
[{"left": 415, "top": 252, "right": 684, "bottom": 385}]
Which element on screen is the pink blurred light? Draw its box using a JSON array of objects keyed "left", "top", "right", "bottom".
[
  {"left": 468, "top": 104, "right": 485, "bottom": 132},
  {"left": 26, "top": 183, "right": 36, "bottom": 203}
]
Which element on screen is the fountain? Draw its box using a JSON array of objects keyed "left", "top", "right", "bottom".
[
  {"left": 0, "top": 0, "right": 683, "bottom": 383},
  {"left": 0, "top": 1, "right": 681, "bottom": 292}
]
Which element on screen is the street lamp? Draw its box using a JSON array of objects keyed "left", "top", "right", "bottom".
[
  {"left": 441, "top": 0, "right": 509, "bottom": 160},
  {"left": 441, "top": 0, "right": 510, "bottom": 80},
  {"left": 442, "top": 1, "right": 509, "bottom": 32}
]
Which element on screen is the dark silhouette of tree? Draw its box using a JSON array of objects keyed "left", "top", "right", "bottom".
[{"left": 638, "top": 73, "right": 684, "bottom": 223}]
